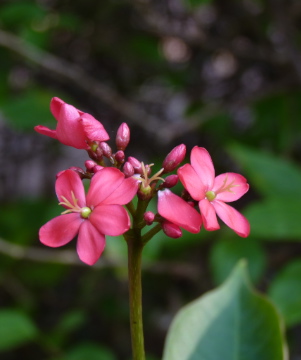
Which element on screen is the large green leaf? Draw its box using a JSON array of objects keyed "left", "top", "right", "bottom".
[
  {"left": 0, "top": 309, "right": 38, "bottom": 351},
  {"left": 228, "top": 144, "right": 301, "bottom": 198},
  {"left": 268, "top": 260, "right": 301, "bottom": 327},
  {"left": 244, "top": 198, "right": 301, "bottom": 240},
  {"left": 163, "top": 261, "right": 287, "bottom": 360}
]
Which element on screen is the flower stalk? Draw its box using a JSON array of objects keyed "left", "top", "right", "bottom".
[{"left": 125, "top": 231, "right": 145, "bottom": 360}]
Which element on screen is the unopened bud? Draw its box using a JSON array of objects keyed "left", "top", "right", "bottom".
[
  {"left": 162, "top": 221, "right": 182, "bottom": 238},
  {"left": 100, "top": 142, "right": 112, "bottom": 158},
  {"left": 144, "top": 211, "right": 155, "bottom": 225},
  {"left": 162, "top": 144, "right": 186, "bottom": 173},
  {"left": 128, "top": 156, "right": 142, "bottom": 174},
  {"left": 123, "top": 162, "right": 135, "bottom": 177},
  {"left": 116, "top": 123, "right": 130, "bottom": 151},
  {"left": 115, "top": 150, "right": 125, "bottom": 164},
  {"left": 163, "top": 174, "right": 178, "bottom": 188},
  {"left": 85, "top": 160, "right": 97, "bottom": 172},
  {"left": 93, "top": 165, "right": 104, "bottom": 173},
  {"left": 56, "top": 167, "right": 85, "bottom": 179}
]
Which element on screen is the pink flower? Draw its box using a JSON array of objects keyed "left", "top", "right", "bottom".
[
  {"left": 35, "top": 97, "right": 109, "bottom": 149},
  {"left": 39, "top": 168, "right": 138, "bottom": 265},
  {"left": 178, "top": 146, "right": 250, "bottom": 237},
  {"left": 158, "top": 189, "right": 202, "bottom": 234}
]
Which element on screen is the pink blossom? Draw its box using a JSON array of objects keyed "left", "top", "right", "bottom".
[
  {"left": 39, "top": 168, "right": 138, "bottom": 265},
  {"left": 158, "top": 189, "right": 202, "bottom": 234},
  {"left": 35, "top": 97, "right": 109, "bottom": 149},
  {"left": 178, "top": 146, "right": 250, "bottom": 237}
]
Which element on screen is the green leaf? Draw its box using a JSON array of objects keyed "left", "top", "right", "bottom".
[
  {"left": 268, "top": 260, "right": 301, "bottom": 327},
  {"left": 0, "top": 309, "right": 38, "bottom": 351},
  {"left": 244, "top": 198, "right": 301, "bottom": 240},
  {"left": 163, "top": 261, "right": 287, "bottom": 360},
  {"left": 227, "top": 144, "right": 301, "bottom": 198},
  {"left": 210, "top": 238, "right": 266, "bottom": 284},
  {"left": 56, "top": 343, "right": 117, "bottom": 360}
]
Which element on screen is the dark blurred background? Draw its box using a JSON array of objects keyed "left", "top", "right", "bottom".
[{"left": 1, "top": 0, "right": 301, "bottom": 359}]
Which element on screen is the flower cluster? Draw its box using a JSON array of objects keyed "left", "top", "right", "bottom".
[{"left": 36, "top": 97, "right": 250, "bottom": 265}]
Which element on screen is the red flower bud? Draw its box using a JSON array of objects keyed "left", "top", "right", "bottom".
[
  {"left": 162, "top": 144, "right": 186, "bottom": 173},
  {"left": 93, "top": 165, "right": 104, "bottom": 173},
  {"left": 163, "top": 174, "right": 179, "bottom": 188},
  {"left": 115, "top": 150, "right": 125, "bottom": 164},
  {"left": 123, "top": 162, "right": 135, "bottom": 177},
  {"left": 99, "top": 142, "right": 112, "bottom": 158},
  {"left": 85, "top": 160, "right": 97, "bottom": 172},
  {"left": 56, "top": 167, "right": 85, "bottom": 179},
  {"left": 128, "top": 156, "right": 142, "bottom": 174},
  {"left": 162, "top": 221, "right": 182, "bottom": 238},
  {"left": 116, "top": 123, "right": 130, "bottom": 151},
  {"left": 144, "top": 211, "right": 155, "bottom": 225}
]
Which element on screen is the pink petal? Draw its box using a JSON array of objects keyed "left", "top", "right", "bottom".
[
  {"left": 56, "top": 103, "right": 87, "bottom": 149},
  {"left": 213, "top": 173, "right": 249, "bottom": 202},
  {"left": 50, "top": 97, "right": 64, "bottom": 120},
  {"left": 199, "top": 198, "right": 220, "bottom": 231},
  {"left": 158, "top": 189, "right": 202, "bottom": 234},
  {"left": 190, "top": 147, "right": 215, "bottom": 189},
  {"left": 101, "top": 176, "right": 138, "bottom": 205},
  {"left": 178, "top": 163, "right": 206, "bottom": 201},
  {"left": 77, "top": 221, "right": 106, "bottom": 265},
  {"left": 55, "top": 170, "right": 86, "bottom": 208},
  {"left": 80, "top": 113, "right": 110, "bottom": 142},
  {"left": 34, "top": 125, "right": 57, "bottom": 139},
  {"left": 87, "top": 168, "right": 126, "bottom": 206},
  {"left": 39, "top": 213, "right": 81, "bottom": 247},
  {"left": 212, "top": 200, "right": 250, "bottom": 237},
  {"left": 89, "top": 204, "right": 130, "bottom": 236}
]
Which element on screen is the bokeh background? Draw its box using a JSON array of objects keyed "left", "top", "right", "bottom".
[{"left": 1, "top": 0, "right": 301, "bottom": 359}]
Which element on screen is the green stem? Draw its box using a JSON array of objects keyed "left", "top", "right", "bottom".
[
  {"left": 142, "top": 223, "right": 162, "bottom": 244},
  {"left": 126, "top": 232, "right": 145, "bottom": 360}
]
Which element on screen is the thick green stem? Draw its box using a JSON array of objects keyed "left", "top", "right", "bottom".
[{"left": 126, "top": 233, "right": 145, "bottom": 360}]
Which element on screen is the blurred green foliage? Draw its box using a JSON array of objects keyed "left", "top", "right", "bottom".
[{"left": 1, "top": 0, "right": 301, "bottom": 358}]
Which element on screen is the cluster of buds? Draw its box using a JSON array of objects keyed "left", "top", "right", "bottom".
[{"left": 35, "top": 97, "right": 250, "bottom": 265}]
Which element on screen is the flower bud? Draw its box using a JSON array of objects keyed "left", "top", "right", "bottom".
[
  {"left": 162, "top": 221, "right": 182, "bottom": 238},
  {"left": 162, "top": 174, "right": 178, "bottom": 188},
  {"left": 93, "top": 165, "right": 104, "bottom": 173},
  {"left": 128, "top": 156, "right": 142, "bottom": 174},
  {"left": 99, "top": 142, "right": 112, "bottom": 158},
  {"left": 162, "top": 144, "right": 186, "bottom": 173},
  {"left": 85, "top": 160, "right": 97, "bottom": 172},
  {"left": 56, "top": 167, "right": 85, "bottom": 179},
  {"left": 116, "top": 122, "right": 130, "bottom": 151},
  {"left": 123, "top": 162, "right": 135, "bottom": 177},
  {"left": 115, "top": 150, "right": 125, "bottom": 164},
  {"left": 144, "top": 211, "right": 155, "bottom": 225}
]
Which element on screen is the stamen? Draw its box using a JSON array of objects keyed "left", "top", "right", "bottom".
[
  {"left": 58, "top": 191, "right": 82, "bottom": 214},
  {"left": 214, "top": 174, "right": 240, "bottom": 195}
]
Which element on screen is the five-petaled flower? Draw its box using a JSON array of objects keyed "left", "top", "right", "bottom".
[
  {"left": 178, "top": 146, "right": 250, "bottom": 237},
  {"left": 34, "top": 97, "right": 109, "bottom": 149},
  {"left": 39, "top": 168, "right": 138, "bottom": 265}
]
